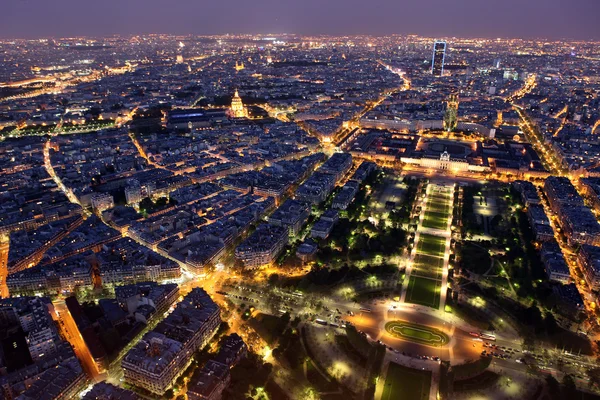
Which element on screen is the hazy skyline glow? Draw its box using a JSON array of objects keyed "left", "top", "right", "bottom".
[{"left": 2, "top": 0, "right": 599, "bottom": 40}]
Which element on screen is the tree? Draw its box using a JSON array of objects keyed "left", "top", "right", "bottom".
[
  {"left": 545, "top": 376, "right": 561, "bottom": 400},
  {"left": 139, "top": 197, "right": 154, "bottom": 212},
  {"left": 524, "top": 303, "right": 543, "bottom": 331},
  {"left": 561, "top": 374, "right": 577, "bottom": 398},
  {"left": 544, "top": 312, "right": 558, "bottom": 334}
]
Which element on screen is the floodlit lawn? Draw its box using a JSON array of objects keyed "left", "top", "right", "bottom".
[
  {"left": 423, "top": 193, "right": 451, "bottom": 230},
  {"left": 385, "top": 321, "right": 450, "bottom": 346},
  {"left": 412, "top": 254, "right": 443, "bottom": 280},
  {"left": 422, "top": 211, "right": 448, "bottom": 230},
  {"left": 405, "top": 276, "right": 441, "bottom": 309},
  {"left": 416, "top": 234, "right": 446, "bottom": 258},
  {"left": 425, "top": 199, "right": 450, "bottom": 214},
  {"left": 382, "top": 362, "right": 431, "bottom": 400}
]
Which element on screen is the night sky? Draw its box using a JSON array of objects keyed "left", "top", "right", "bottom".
[{"left": 2, "top": 0, "right": 599, "bottom": 40}]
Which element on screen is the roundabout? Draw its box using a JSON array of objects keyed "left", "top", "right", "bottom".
[{"left": 384, "top": 320, "right": 450, "bottom": 347}]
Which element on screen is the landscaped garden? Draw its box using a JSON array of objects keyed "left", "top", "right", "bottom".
[{"left": 385, "top": 320, "right": 449, "bottom": 346}]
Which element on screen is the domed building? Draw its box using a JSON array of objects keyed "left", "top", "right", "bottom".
[{"left": 230, "top": 90, "right": 248, "bottom": 118}]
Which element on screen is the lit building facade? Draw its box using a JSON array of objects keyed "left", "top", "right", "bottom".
[
  {"left": 431, "top": 41, "right": 446, "bottom": 76},
  {"left": 230, "top": 90, "right": 248, "bottom": 118},
  {"left": 122, "top": 288, "right": 221, "bottom": 395},
  {"left": 91, "top": 193, "right": 114, "bottom": 212}
]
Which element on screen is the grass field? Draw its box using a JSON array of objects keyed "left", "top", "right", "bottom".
[
  {"left": 425, "top": 196, "right": 450, "bottom": 212},
  {"left": 405, "top": 276, "right": 442, "bottom": 309},
  {"left": 382, "top": 362, "right": 432, "bottom": 400},
  {"left": 422, "top": 192, "right": 451, "bottom": 230},
  {"left": 385, "top": 321, "right": 449, "bottom": 346},
  {"left": 416, "top": 234, "right": 446, "bottom": 258},
  {"left": 412, "top": 253, "right": 444, "bottom": 280},
  {"left": 422, "top": 210, "right": 449, "bottom": 230},
  {"left": 402, "top": 184, "right": 452, "bottom": 310}
]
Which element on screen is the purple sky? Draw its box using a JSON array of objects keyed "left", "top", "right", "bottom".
[{"left": 2, "top": 0, "right": 599, "bottom": 40}]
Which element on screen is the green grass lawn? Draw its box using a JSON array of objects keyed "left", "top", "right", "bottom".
[
  {"left": 405, "top": 276, "right": 442, "bottom": 309},
  {"left": 416, "top": 234, "right": 446, "bottom": 258},
  {"left": 425, "top": 198, "right": 450, "bottom": 213},
  {"left": 385, "top": 321, "right": 450, "bottom": 346},
  {"left": 412, "top": 254, "right": 443, "bottom": 280},
  {"left": 427, "top": 193, "right": 451, "bottom": 202},
  {"left": 422, "top": 211, "right": 448, "bottom": 230},
  {"left": 423, "top": 193, "right": 451, "bottom": 230},
  {"left": 382, "top": 362, "right": 432, "bottom": 400}
]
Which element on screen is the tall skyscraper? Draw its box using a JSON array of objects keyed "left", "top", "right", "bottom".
[{"left": 431, "top": 41, "right": 446, "bottom": 76}]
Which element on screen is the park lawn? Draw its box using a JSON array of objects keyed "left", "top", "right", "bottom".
[
  {"left": 423, "top": 193, "right": 451, "bottom": 230},
  {"left": 422, "top": 211, "right": 448, "bottom": 230},
  {"left": 425, "top": 196, "right": 450, "bottom": 212},
  {"left": 424, "top": 205, "right": 449, "bottom": 218},
  {"left": 382, "top": 362, "right": 432, "bottom": 400},
  {"left": 427, "top": 192, "right": 451, "bottom": 201},
  {"left": 385, "top": 321, "right": 449, "bottom": 346},
  {"left": 460, "top": 242, "right": 492, "bottom": 274},
  {"left": 412, "top": 254, "right": 443, "bottom": 280},
  {"left": 306, "top": 359, "right": 337, "bottom": 392},
  {"left": 405, "top": 276, "right": 442, "bottom": 309},
  {"left": 402, "top": 327, "right": 437, "bottom": 342},
  {"left": 417, "top": 234, "right": 446, "bottom": 258}
]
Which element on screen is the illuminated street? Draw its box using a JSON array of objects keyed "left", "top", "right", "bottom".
[
  {"left": 0, "top": 235, "right": 9, "bottom": 298},
  {"left": 52, "top": 300, "right": 101, "bottom": 380},
  {"left": 0, "top": 16, "right": 600, "bottom": 400}
]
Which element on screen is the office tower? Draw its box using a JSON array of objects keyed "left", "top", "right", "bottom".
[{"left": 431, "top": 41, "right": 446, "bottom": 76}]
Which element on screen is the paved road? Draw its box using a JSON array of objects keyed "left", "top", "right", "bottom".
[
  {"left": 0, "top": 235, "right": 9, "bottom": 298},
  {"left": 52, "top": 300, "right": 101, "bottom": 381}
]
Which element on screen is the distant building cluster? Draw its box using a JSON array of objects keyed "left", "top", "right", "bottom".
[{"left": 1, "top": 32, "right": 600, "bottom": 399}]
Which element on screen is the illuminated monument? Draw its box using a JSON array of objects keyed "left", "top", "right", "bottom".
[
  {"left": 431, "top": 41, "right": 446, "bottom": 76},
  {"left": 230, "top": 90, "right": 248, "bottom": 118},
  {"left": 443, "top": 93, "right": 459, "bottom": 132}
]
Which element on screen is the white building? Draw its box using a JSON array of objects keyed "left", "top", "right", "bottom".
[
  {"left": 91, "top": 193, "right": 114, "bottom": 212},
  {"left": 235, "top": 224, "right": 288, "bottom": 269},
  {"left": 125, "top": 185, "right": 143, "bottom": 205}
]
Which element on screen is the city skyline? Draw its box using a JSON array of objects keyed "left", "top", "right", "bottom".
[
  {"left": 1, "top": 0, "right": 600, "bottom": 40},
  {"left": 1, "top": 8, "right": 600, "bottom": 399}
]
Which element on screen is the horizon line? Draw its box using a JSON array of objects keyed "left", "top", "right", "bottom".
[{"left": 0, "top": 32, "right": 599, "bottom": 43}]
